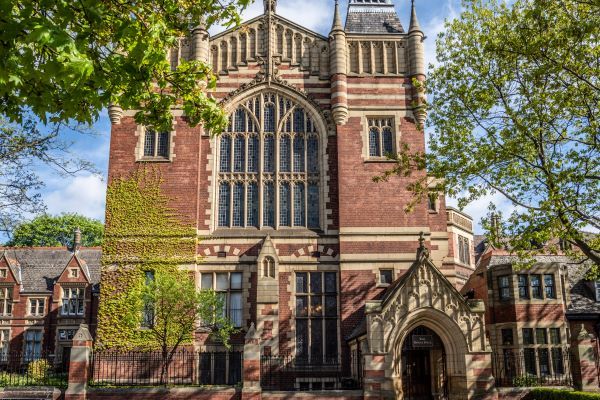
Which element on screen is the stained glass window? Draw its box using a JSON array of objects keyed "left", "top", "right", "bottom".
[
  {"left": 264, "top": 135, "right": 275, "bottom": 173},
  {"left": 248, "top": 135, "right": 259, "bottom": 173},
  {"left": 294, "top": 183, "right": 305, "bottom": 226},
  {"left": 247, "top": 183, "right": 259, "bottom": 227},
  {"left": 280, "top": 183, "right": 291, "bottom": 226},
  {"left": 307, "top": 136, "right": 319, "bottom": 173},
  {"left": 280, "top": 135, "right": 291, "bottom": 172},
  {"left": 368, "top": 118, "right": 395, "bottom": 158},
  {"left": 217, "top": 93, "right": 322, "bottom": 229},
  {"left": 218, "top": 183, "right": 230, "bottom": 227},
  {"left": 263, "top": 182, "right": 275, "bottom": 227},
  {"left": 220, "top": 135, "right": 231, "bottom": 172},
  {"left": 234, "top": 136, "right": 245, "bottom": 172},
  {"left": 233, "top": 183, "right": 244, "bottom": 227},
  {"left": 293, "top": 134, "right": 305, "bottom": 172}
]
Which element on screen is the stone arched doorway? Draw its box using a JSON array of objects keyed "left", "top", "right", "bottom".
[{"left": 401, "top": 326, "right": 447, "bottom": 400}]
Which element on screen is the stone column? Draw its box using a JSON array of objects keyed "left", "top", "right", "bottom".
[
  {"left": 65, "top": 324, "right": 93, "bottom": 400},
  {"left": 363, "top": 301, "right": 395, "bottom": 400},
  {"left": 242, "top": 323, "right": 262, "bottom": 400}
]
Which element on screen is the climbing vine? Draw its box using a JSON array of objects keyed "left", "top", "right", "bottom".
[{"left": 96, "top": 167, "right": 197, "bottom": 350}]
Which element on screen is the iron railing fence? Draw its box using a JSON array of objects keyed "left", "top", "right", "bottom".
[
  {"left": 492, "top": 348, "right": 573, "bottom": 387},
  {"left": 0, "top": 351, "right": 69, "bottom": 388},
  {"left": 89, "top": 350, "right": 242, "bottom": 387},
  {"left": 260, "top": 355, "right": 363, "bottom": 391}
]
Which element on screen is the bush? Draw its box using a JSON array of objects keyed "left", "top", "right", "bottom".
[
  {"left": 513, "top": 374, "right": 539, "bottom": 387},
  {"left": 27, "top": 359, "right": 51, "bottom": 382},
  {"left": 530, "top": 388, "right": 600, "bottom": 400}
]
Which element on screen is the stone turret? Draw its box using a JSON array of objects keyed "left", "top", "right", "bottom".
[
  {"left": 408, "top": 0, "right": 427, "bottom": 127},
  {"left": 191, "top": 20, "right": 210, "bottom": 63},
  {"left": 329, "top": 0, "right": 349, "bottom": 126}
]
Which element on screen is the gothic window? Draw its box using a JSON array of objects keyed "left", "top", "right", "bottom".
[
  {"left": 263, "top": 257, "right": 275, "bottom": 278},
  {"left": 201, "top": 272, "right": 243, "bottom": 328},
  {"left": 367, "top": 118, "right": 395, "bottom": 158},
  {"left": 217, "top": 92, "right": 321, "bottom": 229},
  {"left": 143, "top": 129, "right": 170, "bottom": 159}
]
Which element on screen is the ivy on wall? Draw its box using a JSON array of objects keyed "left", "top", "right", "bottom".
[{"left": 96, "top": 168, "right": 197, "bottom": 350}]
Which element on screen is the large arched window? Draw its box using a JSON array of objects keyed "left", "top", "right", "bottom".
[{"left": 217, "top": 92, "right": 321, "bottom": 229}]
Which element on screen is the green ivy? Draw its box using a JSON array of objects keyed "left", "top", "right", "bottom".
[
  {"left": 529, "top": 388, "right": 600, "bottom": 400},
  {"left": 96, "top": 167, "right": 197, "bottom": 350}
]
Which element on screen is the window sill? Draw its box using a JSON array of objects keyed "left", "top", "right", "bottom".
[
  {"left": 376, "top": 283, "right": 391, "bottom": 288},
  {"left": 136, "top": 157, "right": 172, "bottom": 163},
  {"left": 211, "top": 228, "right": 322, "bottom": 238},
  {"left": 364, "top": 158, "right": 396, "bottom": 164}
]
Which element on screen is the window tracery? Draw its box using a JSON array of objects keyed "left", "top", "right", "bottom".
[
  {"left": 368, "top": 118, "right": 395, "bottom": 158},
  {"left": 217, "top": 92, "right": 321, "bottom": 229}
]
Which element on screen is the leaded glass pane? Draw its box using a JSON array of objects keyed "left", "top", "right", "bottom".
[
  {"left": 235, "top": 108, "right": 246, "bottom": 132},
  {"left": 294, "top": 183, "right": 305, "bottom": 226},
  {"left": 264, "top": 135, "right": 275, "bottom": 173},
  {"left": 247, "top": 183, "right": 259, "bottom": 227},
  {"left": 308, "top": 184, "right": 319, "bottom": 228},
  {"left": 220, "top": 136, "right": 231, "bottom": 172},
  {"left": 296, "top": 319, "right": 308, "bottom": 358},
  {"left": 382, "top": 127, "right": 393, "bottom": 155},
  {"left": 264, "top": 104, "right": 275, "bottom": 132},
  {"left": 218, "top": 183, "right": 230, "bottom": 227},
  {"left": 294, "top": 108, "right": 305, "bottom": 133},
  {"left": 307, "top": 136, "right": 318, "bottom": 173},
  {"left": 325, "top": 319, "right": 338, "bottom": 361},
  {"left": 280, "top": 183, "right": 291, "bottom": 226},
  {"left": 293, "top": 134, "right": 305, "bottom": 172},
  {"left": 296, "top": 273, "right": 308, "bottom": 293},
  {"left": 234, "top": 135, "right": 245, "bottom": 172},
  {"left": 263, "top": 182, "right": 275, "bottom": 227},
  {"left": 369, "top": 128, "right": 380, "bottom": 157},
  {"left": 157, "top": 132, "right": 169, "bottom": 158},
  {"left": 310, "top": 272, "right": 322, "bottom": 293},
  {"left": 310, "top": 319, "right": 323, "bottom": 362},
  {"left": 280, "top": 135, "right": 291, "bottom": 172},
  {"left": 144, "top": 130, "right": 156, "bottom": 157},
  {"left": 232, "top": 183, "right": 244, "bottom": 227},
  {"left": 248, "top": 135, "right": 259, "bottom": 173}
]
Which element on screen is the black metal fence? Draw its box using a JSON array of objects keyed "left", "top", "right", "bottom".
[
  {"left": 260, "top": 355, "right": 363, "bottom": 391},
  {"left": 492, "top": 348, "right": 573, "bottom": 387},
  {"left": 0, "top": 351, "right": 69, "bottom": 388},
  {"left": 89, "top": 350, "right": 242, "bottom": 387}
]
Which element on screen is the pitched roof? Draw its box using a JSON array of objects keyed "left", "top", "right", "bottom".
[
  {"left": 0, "top": 248, "right": 101, "bottom": 293},
  {"left": 345, "top": 2, "right": 404, "bottom": 34}
]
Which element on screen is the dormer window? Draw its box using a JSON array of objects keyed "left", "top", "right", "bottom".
[
  {"left": 0, "top": 269, "right": 7, "bottom": 279},
  {"left": 61, "top": 287, "right": 85, "bottom": 316},
  {"left": 263, "top": 257, "right": 275, "bottom": 279}
]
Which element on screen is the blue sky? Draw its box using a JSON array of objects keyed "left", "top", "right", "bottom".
[{"left": 12, "top": 0, "right": 513, "bottom": 239}]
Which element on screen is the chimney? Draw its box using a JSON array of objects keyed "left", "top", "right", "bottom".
[
  {"left": 73, "top": 228, "right": 82, "bottom": 253},
  {"left": 490, "top": 213, "right": 501, "bottom": 239}
]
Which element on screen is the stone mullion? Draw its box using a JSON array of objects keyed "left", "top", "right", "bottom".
[
  {"left": 303, "top": 119, "right": 308, "bottom": 227},
  {"left": 370, "top": 41, "right": 375, "bottom": 75},
  {"left": 258, "top": 96, "right": 265, "bottom": 229},
  {"left": 395, "top": 41, "right": 401, "bottom": 74},
  {"left": 235, "top": 36, "right": 242, "bottom": 68},
  {"left": 357, "top": 42, "right": 363, "bottom": 74},
  {"left": 275, "top": 96, "right": 281, "bottom": 230},
  {"left": 382, "top": 41, "right": 388, "bottom": 74}
]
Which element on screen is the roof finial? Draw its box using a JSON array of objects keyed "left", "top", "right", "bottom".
[
  {"left": 264, "top": 0, "right": 276, "bottom": 14},
  {"left": 417, "top": 231, "right": 429, "bottom": 259},
  {"left": 409, "top": 0, "right": 422, "bottom": 34},
  {"left": 331, "top": 0, "right": 343, "bottom": 32}
]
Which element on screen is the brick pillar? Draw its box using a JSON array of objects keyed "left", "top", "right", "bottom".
[
  {"left": 573, "top": 323, "right": 600, "bottom": 391},
  {"left": 242, "top": 323, "right": 261, "bottom": 400},
  {"left": 65, "top": 324, "right": 93, "bottom": 400}
]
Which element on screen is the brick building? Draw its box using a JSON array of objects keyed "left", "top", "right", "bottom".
[
  {"left": 92, "top": 0, "right": 598, "bottom": 399},
  {"left": 0, "top": 237, "right": 100, "bottom": 366},
  {"left": 461, "top": 238, "right": 600, "bottom": 392}
]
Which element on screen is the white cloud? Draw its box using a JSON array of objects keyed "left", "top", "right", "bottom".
[
  {"left": 447, "top": 191, "right": 520, "bottom": 234},
  {"left": 44, "top": 174, "right": 106, "bottom": 222}
]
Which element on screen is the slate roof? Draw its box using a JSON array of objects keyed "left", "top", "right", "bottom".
[
  {"left": 345, "top": 4, "right": 404, "bottom": 34},
  {"left": 0, "top": 248, "right": 101, "bottom": 293}
]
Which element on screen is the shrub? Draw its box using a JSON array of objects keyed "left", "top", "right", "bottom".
[
  {"left": 513, "top": 374, "right": 539, "bottom": 387},
  {"left": 530, "top": 388, "right": 600, "bottom": 400},
  {"left": 27, "top": 359, "right": 51, "bottom": 382}
]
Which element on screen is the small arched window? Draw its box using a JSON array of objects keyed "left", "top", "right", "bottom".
[
  {"left": 263, "top": 257, "right": 275, "bottom": 278},
  {"left": 368, "top": 118, "right": 395, "bottom": 158}
]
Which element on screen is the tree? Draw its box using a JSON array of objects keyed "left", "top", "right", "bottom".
[
  {"left": 7, "top": 213, "right": 104, "bottom": 247},
  {"left": 127, "top": 272, "right": 236, "bottom": 385},
  {"left": 0, "top": 118, "right": 97, "bottom": 238},
  {"left": 0, "top": 0, "right": 251, "bottom": 132},
  {"left": 379, "top": 0, "right": 599, "bottom": 270}
]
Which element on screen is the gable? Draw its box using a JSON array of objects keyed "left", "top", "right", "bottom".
[
  {"left": 57, "top": 255, "right": 91, "bottom": 284},
  {"left": 0, "top": 252, "right": 20, "bottom": 284}
]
